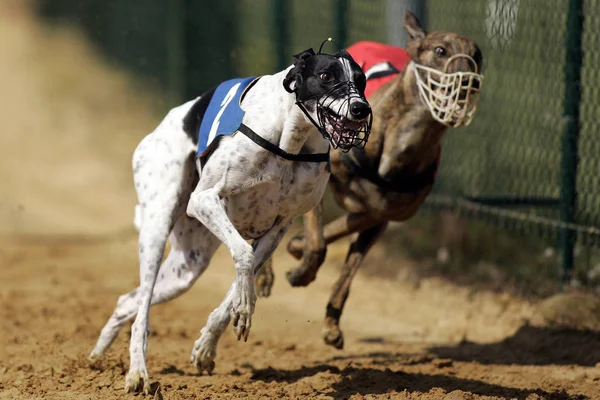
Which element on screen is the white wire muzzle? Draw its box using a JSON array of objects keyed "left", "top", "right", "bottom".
[{"left": 413, "top": 54, "right": 483, "bottom": 128}]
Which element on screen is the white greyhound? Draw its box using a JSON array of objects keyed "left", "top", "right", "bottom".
[{"left": 88, "top": 42, "right": 372, "bottom": 394}]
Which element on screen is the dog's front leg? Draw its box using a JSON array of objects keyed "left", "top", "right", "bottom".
[
  {"left": 189, "top": 218, "right": 291, "bottom": 374},
  {"left": 187, "top": 187, "right": 255, "bottom": 342},
  {"left": 323, "top": 221, "right": 388, "bottom": 349}
]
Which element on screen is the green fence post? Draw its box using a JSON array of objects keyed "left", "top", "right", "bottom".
[
  {"left": 335, "top": 0, "right": 348, "bottom": 48},
  {"left": 167, "top": 0, "right": 186, "bottom": 107},
  {"left": 559, "top": 0, "right": 584, "bottom": 284},
  {"left": 273, "top": 0, "right": 288, "bottom": 71},
  {"left": 387, "top": 0, "right": 426, "bottom": 45}
]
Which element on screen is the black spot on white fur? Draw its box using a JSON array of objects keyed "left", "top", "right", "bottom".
[{"left": 182, "top": 86, "right": 217, "bottom": 145}]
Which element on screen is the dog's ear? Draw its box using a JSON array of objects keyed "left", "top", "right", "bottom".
[
  {"left": 283, "top": 48, "right": 315, "bottom": 93},
  {"left": 293, "top": 48, "right": 315, "bottom": 63},
  {"left": 335, "top": 49, "right": 358, "bottom": 65},
  {"left": 335, "top": 49, "right": 351, "bottom": 59},
  {"left": 403, "top": 11, "right": 427, "bottom": 60},
  {"left": 403, "top": 11, "right": 426, "bottom": 41}
]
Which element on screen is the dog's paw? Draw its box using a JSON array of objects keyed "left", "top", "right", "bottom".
[
  {"left": 124, "top": 367, "right": 151, "bottom": 394},
  {"left": 254, "top": 259, "right": 274, "bottom": 298},
  {"left": 322, "top": 324, "right": 344, "bottom": 350},
  {"left": 88, "top": 350, "right": 101, "bottom": 362},
  {"left": 190, "top": 334, "right": 217, "bottom": 375},
  {"left": 87, "top": 350, "right": 104, "bottom": 371},
  {"left": 230, "top": 277, "right": 256, "bottom": 341},
  {"left": 285, "top": 249, "right": 326, "bottom": 287},
  {"left": 286, "top": 267, "right": 315, "bottom": 287}
]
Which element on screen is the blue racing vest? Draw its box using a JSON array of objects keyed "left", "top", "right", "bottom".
[{"left": 197, "top": 76, "right": 259, "bottom": 157}]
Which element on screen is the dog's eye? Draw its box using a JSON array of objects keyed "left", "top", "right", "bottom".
[
  {"left": 320, "top": 72, "right": 332, "bottom": 82},
  {"left": 434, "top": 46, "right": 446, "bottom": 57}
]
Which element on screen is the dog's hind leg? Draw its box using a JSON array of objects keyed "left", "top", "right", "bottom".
[
  {"left": 256, "top": 201, "right": 326, "bottom": 297},
  {"left": 133, "top": 204, "right": 142, "bottom": 232},
  {"left": 283, "top": 202, "right": 327, "bottom": 288},
  {"left": 259, "top": 207, "right": 378, "bottom": 295},
  {"left": 190, "top": 220, "right": 291, "bottom": 374},
  {"left": 90, "top": 217, "right": 219, "bottom": 359},
  {"left": 254, "top": 257, "right": 274, "bottom": 298},
  {"left": 288, "top": 211, "right": 380, "bottom": 258},
  {"left": 322, "top": 221, "right": 388, "bottom": 349},
  {"left": 285, "top": 211, "right": 380, "bottom": 288},
  {"left": 124, "top": 150, "right": 201, "bottom": 394},
  {"left": 92, "top": 111, "right": 198, "bottom": 393}
]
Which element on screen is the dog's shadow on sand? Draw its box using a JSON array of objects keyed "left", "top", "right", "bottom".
[
  {"left": 249, "top": 324, "right": 600, "bottom": 399},
  {"left": 428, "top": 323, "right": 600, "bottom": 367},
  {"left": 249, "top": 364, "right": 581, "bottom": 400}
]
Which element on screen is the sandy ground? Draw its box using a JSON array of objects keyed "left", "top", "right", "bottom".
[
  {"left": 1, "top": 2, "right": 600, "bottom": 399},
  {"left": 2, "top": 235, "right": 600, "bottom": 400}
]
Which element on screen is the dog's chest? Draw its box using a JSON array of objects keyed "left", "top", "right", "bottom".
[
  {"left": 344, "top": 180, "right": 431, "bottom": 221},
  {"left": 224, "top": 160, "right": 329, "bottom": 239}
]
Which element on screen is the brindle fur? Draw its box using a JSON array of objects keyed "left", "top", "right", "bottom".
[{"left": 255, "top": 12, "right": 483, "bottom": 349}]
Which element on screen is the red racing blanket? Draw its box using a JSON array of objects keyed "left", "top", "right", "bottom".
[
  {"left": 346, "top": 41, "right": 411, "bottom": 99},
  {"left": 346, "top": 41, "right": 441, "bottom": 178}
]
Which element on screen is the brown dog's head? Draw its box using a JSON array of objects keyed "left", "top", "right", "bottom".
[
  {"left": 403, "top": 11, "right": 483, "bottom": 128},
  {"left": 375, "top": 13, "right": 484, "bottom": 181}
]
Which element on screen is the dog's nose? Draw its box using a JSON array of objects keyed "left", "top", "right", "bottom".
[
  {"left": 462, "top": 77, "right": 480, "bottom": 89},
  {"left": 350, "top": 101, "right": 371, "bottom": 119}
]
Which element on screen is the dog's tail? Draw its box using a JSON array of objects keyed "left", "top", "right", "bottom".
[{"left": 133, "top": 204, "right": 142, "bottom": 232}]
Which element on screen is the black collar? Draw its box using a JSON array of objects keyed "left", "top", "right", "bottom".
[
  {"left": 238, "top": 123, "right": 330, "bottom": 165},
  {"left": 341, "top": 148, "right": 438, "bottom": 193}
]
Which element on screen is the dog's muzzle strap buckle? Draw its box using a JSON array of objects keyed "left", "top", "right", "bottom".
[{"left": 238, "top": 123, "right": 330, "bottom": 164}]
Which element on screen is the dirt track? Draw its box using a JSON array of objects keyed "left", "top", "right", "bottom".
[
  {"left": 2, "top": 2, "right": 600, "bottom": 399},
  {"left": 2, "top": 234, "right": 600, "bottom": 400}
]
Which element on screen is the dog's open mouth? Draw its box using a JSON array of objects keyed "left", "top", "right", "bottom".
[
  {"left": 296, "top": 80, "right": 372, "bottom": 151},
  {"left": 319, "top": 107, "right": 368, "bottom": 149}
]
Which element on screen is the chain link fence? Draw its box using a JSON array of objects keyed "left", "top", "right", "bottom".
[
  {"left": 422, "top": 0, "right": 594, "bottom": 281},
  {"left": 37, "top": 0, "right": 594, "bottom": 281}
]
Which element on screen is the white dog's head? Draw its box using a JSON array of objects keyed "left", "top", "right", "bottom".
[{"left": 283, "top": 45, "right": 372, "bottom": 151}]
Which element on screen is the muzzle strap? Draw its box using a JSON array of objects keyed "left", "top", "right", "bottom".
[
  {"left": 238, "top": 123, "right": 330, "bottom": 164},
  {"left": 295, "top": 101, "right": 323, "bottom": 138}
]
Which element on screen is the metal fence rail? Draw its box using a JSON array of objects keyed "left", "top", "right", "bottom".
[{"left": 37, "top": 0, "right": 596, "bottom": 279}]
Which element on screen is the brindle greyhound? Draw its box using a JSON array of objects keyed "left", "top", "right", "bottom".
[{"left": 255, "top": 11, "right": 483, "bottom": 349}]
